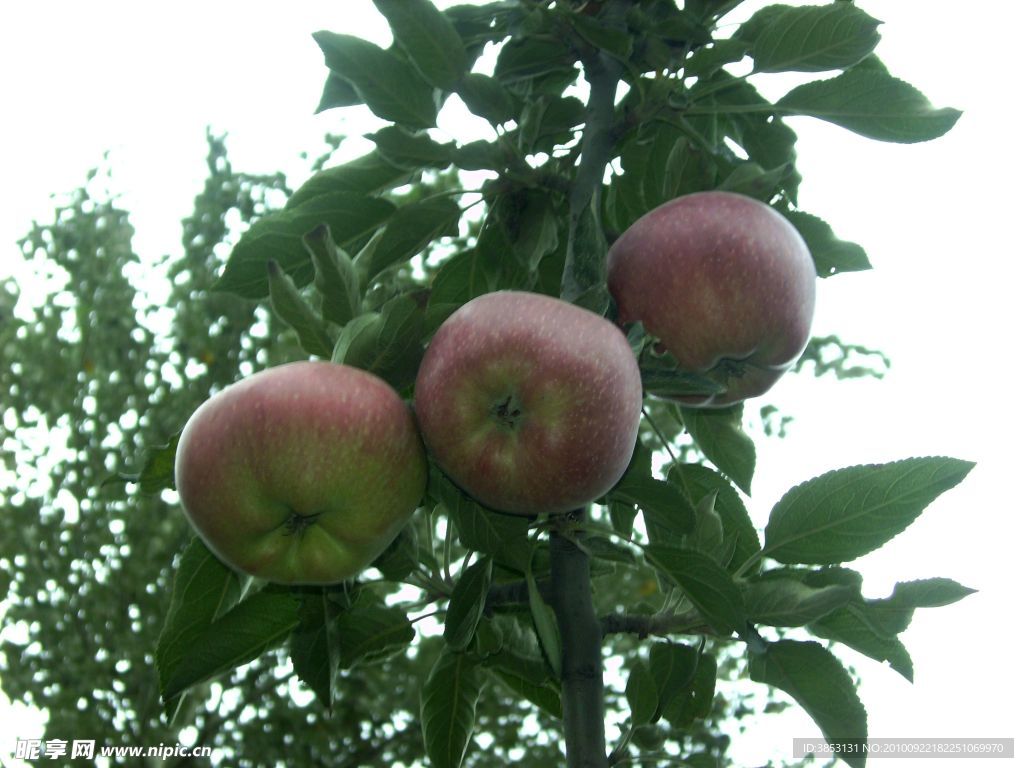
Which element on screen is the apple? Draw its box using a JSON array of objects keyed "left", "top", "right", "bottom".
[
  {"left": 607, "top": 191, "right": 817, "bottom": 407},
  {"left": 414, "top": 291, "right": 642, "bottom": 516},
  {"left": 174, "top": 361, "right": 427, "bottom": 585}
]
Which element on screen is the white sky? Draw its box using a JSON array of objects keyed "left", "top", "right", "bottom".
[{"left": 2, "top": 0, "right": 1022, "bottom": 764}]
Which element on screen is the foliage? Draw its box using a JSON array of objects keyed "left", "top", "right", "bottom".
[{"left": 1, "top": 2, "right": 974, "bottom": 767}]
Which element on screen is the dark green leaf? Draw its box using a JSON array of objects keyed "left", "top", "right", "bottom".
[
  {"left": 863, "top": 578, "right": 976, "bottom": 636},
  {"left": 313, "top": 31, "right": 437, "bottom": 128},
  {"left": 335, "top": 592, "right": 415, "bottom": 669},
  {"left": 685, "top": 39, "right": 748, "bottom": 78},
  {"left": 421, "top": 649, "right": 482, "bottom": 768},
  {"left": 372, "top": 0, "right": 468, "bottom": 89},
  {"left": 304, "top": 224, "right": 362, "bottom": 327},
  {"left": 491, "top": 668, "right": 562, "bottom": 719},
  {"left": 427, "top": 249, "right": 496, "bottom": 324},
  {"left": 369, "top": 125, "right": 453, "bottom": 170},
  {"left": 358, "top": 197, "right": 461, "bottom": 283},
  {"left": 500, "top": 190, "right": 560, "bottom": 271},
  {"left": 456, "top": 73, "right": 519, "bottom": 124},
  {"left": 648, "top": 641, "right": 700, "bottom": 721},
  {"left": 157, "top": 539, "right": 245, "bottom": 708},
  {"left": 810, "top": 603, "right": 915, "bottom": 682},
  {"left": 527, "top": 553, "right": 561, "bottom": 679},
  {"left": 332, "top": 313, "right": 383, "bottom": 369},
  {"left": 626, "top": 663, "right": 659, "bottom": 725},
  {"left": 680, "top": 406, "right": 756, "bottom": 495},
  {"left": 568, "top": 11, "right": 633, "bottom": 60},
  {"left": 371, "top": 522, "right": 420, "bottom": 581},
  {"left": 763, "top": 457, "right": 975, "bottom": 564},
  {"left": 743, "top": 578, "right": 854, "bottom": 627},
  {"left": 288, "top": 152, "right": 410, "bottom": 207},
  {"left": 316, "top": 72, "right": 362, "bottom": 113},
  {"left": 561, "top": 198, "right": 608, "bottom": 310},
  {"left": 644, "top": 545, "right": 746, "bottom": 635},
  {"left": 717, "top": 161, "right": 794, "bottom": 201},
  {"left": 493, "top": 36, "right": 573, "bottom": 84},
  {"left": 432, "top": 470, "right": 532, "bottom": 573},
  {"left": 667, "top": 463, "right": 760, "bottom": 573},
  {"left": 289, "top": 592, "right": 342, "bottom": 709},
  {"left": 444, "top": 557, "right": 493, "bottom": 650},
  {"left": 743, "top": 4, "right": 881, "bottom": 73},
  {"left": 267, "top": 260, "right": 334, "bottom": 357},
  {"left": 777, "top": 68, "right": 962, "bottom": 143},
  {"left": 748, "top": 640, "right": 868, "bottom": 768},
  {"left": 452, "top": 140, "right": 506, "bottom": 171},
  {"left": 610, "top": 475, "right": 696, "bottom": 543},
  {"left": 663, "top": 652, "right": 717, "bottom": 727},
  {"left": 114, "top": 432, "right": 179, "bottom": 494},
  {"left": 782, "top": 209, "right": 870, "bottom": 277},
  {"left": 216, "top": 193, "right": 395, "bottom": 299},
  {"left": 690, "top": 491, "right": 725, "bottom": 558},
  {"left": 163, "top": 588, "right": 301, "bottom": 701}
]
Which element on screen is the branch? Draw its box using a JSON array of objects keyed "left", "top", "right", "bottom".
[
  {"left": 600, "top": 610, "right": 716, "bottom": 638},
  {"left": 550, "top": 525, "right": 608, "bottom": 768}
]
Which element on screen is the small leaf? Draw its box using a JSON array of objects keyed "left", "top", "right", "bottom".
[
  {"left": 667, "top": 463, "right": 761, "bottom": 574},
  {"left": 810, "top": 604, "right": 915, "bottom": 682},
  {"left": 369, "top": 125, "right": 453, "bottom": 170},
  {"left": 782, "top": 209, "right": 870, "bottom": 277},
  {"left": 763, "top": 457, "right": 975, "bottom": 564},
  {"left": 491, "top": 668, "right": 562, "bottom": 719},
  {"left": 648, "top": 641, "right": 700, "bottom": 721},
  {"left": 304, "top": 224, "right": 361, "bottom": 327},
  {"left": 456, "top": 73, "right": 519, "bottom": 125},
  {"left": 626, "top": 663, "right": 659, "bottom": 725},
  {"left": 421, "top": 649, "right": 482, "bottom": 768},
  {"left": 743, "top": 4, "right": 881, "bottom": 73},
  {"left": 527, "top": 551, "right": 562, "bottom": 679},
  {"left": 358, "top": 197, "right": 461, "bottom": 283},
  {"left": 316, "top": 72, "right": 362, "bottom": 113},
  {"left": 289, "top": 592, "right": 342, "bottom": 709},
  {"left": 371, "top": 522, "right": 420, "bottom": 582},
  {"left": 743, "top": 578, "right": 854, "bottom": 627},
  {"left": 163, "top": 587, "right": 301, "bottom": 701},
  {"left": 267, "top": 260, "right": 334, "bottom": 357},
  {"left": 313, "top": 31, "right": 437, "bottom": 128},
  {"left": 452, "top": 140, "right": 505, "bottom": 171},
  {"left": 216, "top": 193, "right": 395, "bottom": 299},
  {"left": 494, "top": 36, "right": 572, "bottom": 84},
  {"left": 690, "top": 491, "right": 724, "bottom": 556},
  {"left": 444, "top": 557, "right": 493, "bottom": 650},
  {"left": 777, "top": 67, "right": 962, "bottom": 143},
  {"left": 114, "top": 432, "right": 179, "bottom": 494},
  {"left": 748, "top": 640, "right": 868, "bottom": 768},
  {"left": 288, "top": 152, "right": 409, "bottom": 208},
  {"left": 644, "top": 545, "right": 746, "bottom": 636},
  {"left": 335, "top": 592, "right": 415, "bottom": 669},
  {"left": 680, "top": 406, "right": 756, "bottom": 495},
  {"left": 372, "top": 0, "right": 468, "bottom": 90},
  {"left": 610, "top": 475, "right": 696, "bottom": 543},
  {"left": 428, "top": 249, "right": 496, "bottom": 321},
  {"left": 662, "top": 652, "right": 717, "bottom": 727}
]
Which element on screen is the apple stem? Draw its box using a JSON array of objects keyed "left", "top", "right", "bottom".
[{"left": 550, "top": 524, "right": 609, "bottom": 767}]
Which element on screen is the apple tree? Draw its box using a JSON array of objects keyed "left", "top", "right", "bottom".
[{"left": 132, "top": 2, "right": 972, "bottom": 766}]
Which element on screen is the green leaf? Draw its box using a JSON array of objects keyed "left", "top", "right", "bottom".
[
  {"left": 748, "top": 640, "right": 868, "bottom": 768},
  {"left": 639, "top": 363, "right": 725, "bottom": 401},
  {"left": 763, "top": 457, "right": 975, "bottom": 565},
  {"left": 743, "top": 578, "right": 854, "bottom": 627},
  {"left": 372, "top": 0, "right": 468, "bottom": 90},
  {"left": 648, "top": 641, "right": 700, "bottom": 721},
  {"left": 267, "top": 260, "right": 334, "bottom": 357},
  {"left": 717, "top": 161, "right": 794, "bottom": 201},
  {"left": 567, "top": 11, "right": 633, "bottom": 60},
  {"left": 114, "top": 432, "right": 179, "bottom": 494},
  {"left": 289, "top": 592, "right": 342, "bottom": 709},
  {"left": 777, "top": 67, "right": 962, "bottom": 143},
  {"left": 335, "top": 592, "right": 415, "bottom": 669},
  {"left": 610, "top": 474, "right": 696, "bottom": 544},
  {"left": 421, "top": 649, "right": 482, "bottom": 768},
  {"left": 427, "top": 249, "right": 496, "bottom": 324},
  {"left": 561, "top": 197, "right": 609, "bottom": 311},
  {"left": 432, "top": 470, "right": 532, "bottom": 573},
  {"left": 369, "top": 125, "right": 453, "bottom": 170},
  {"left": 304, "top": 224, "right": 362, "bottom": 327},
  {"left": 358, "top": 197, "right": 461, "bottom": 283},
  {"left": 157, "top": 539, "right": 245, "bottom": 710},
  {"left": 861, "top": 577, "right": 976, "bottom": 636},
  {"left": 527, "top": 551, "right": 561, "bottom": 679},
  {"left": 680, "top": 406, "right": 756, "bottom": 495},
  {"left": 667, "top": 463, "right": 760, "bottom": 574},
  {"left": 782, "top": 209, "right": 870, "bottom": 277},
  {"left": 690, "top": 491, "right": 725, "bottom": 557},
  {"left": 491, "top": 668, "right": 562, "bottom": 719},
  {"left": 685, "top": 39, "right": 748, "bottom": 78},
  {"left": 644, "top": 545, "right": 746, "bottom": 636},
  {"left": 662, "top": 652, "right": 717, "bottom": 727},
  {"left": 456, "top": 73, "right": 519, "bottom": 125},
  {"left": 163, "top": 587, "right": 301, "bottom": 702},
  {"left": 499, "top": 190, "right": 560, "bottom": 271},
  {"left": 810, "top": 603, "right": 915, "bottom": 682},
  {"left": 743, "top": 4, "right": 881, "bottom": 73},
  {"left": 216, "top": 193, "right": 395, "bottom": 299},
  {"left": 452, "top": 140, "right": 506, "bottom": 171},
  {"left": 493, "top": 36, "right": 572, "bottom": 84},
  {"left": 444, "top": 557, "right": 493, "bottom": 651},
  {"left": 316, "top": 72, "right": 362, "bottom": 113},
  {"left": 288, "top": 152, "right": 410, "bottom": 207},
  {"left": 626, "top": 663, "right": 659, "bottom": 725},
  {"left": 370, "top": 522, "right": 419, "bottom": 581},
  {"left": 313, "top": 31, "right": 437, "bottom": 128}
]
